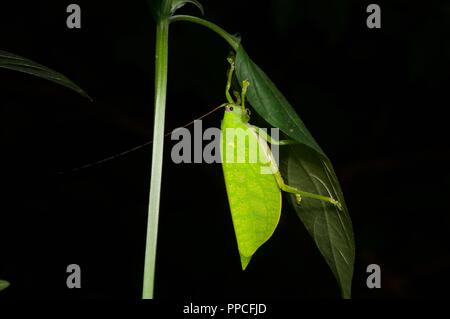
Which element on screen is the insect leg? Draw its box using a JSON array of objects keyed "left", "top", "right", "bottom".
[
  {"left": 273, "top": 171, "right": 343, "bottom": 211},
  {"left": 226, "top": 57, "right": 236, "bottom": 104},
  {"left": 233, "top": 91, "right": 241, "bottom": 105},
  {"left": 240, "top": 79, "right": 250, "bottom": 110},
  {"left": 250, "top": 124, "right": 341, "bottom": 210},
  {"left": 249, "top": 125, "right": 297, "bottom": 145}
]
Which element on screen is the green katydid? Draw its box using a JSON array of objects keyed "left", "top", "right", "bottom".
[
  {"left": 220, "top": 57, "right": 342, "bottom": 270},
  {"left": 64, "top": 57, "right": 342, "bottom": 271}
]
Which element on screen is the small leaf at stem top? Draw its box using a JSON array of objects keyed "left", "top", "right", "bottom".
[{"left": 171, "top": 0, "right": 204, "bottom": 15}]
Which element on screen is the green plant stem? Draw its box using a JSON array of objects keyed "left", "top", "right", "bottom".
[
  {"left": 142, "top": 17, "right": 170, "bottom": 300},
  {"left": 170, "top": 15, "right": 240, "bottom": 50},
  {"left": 142, "top": 10, "right": 238, "bottom": 300}
]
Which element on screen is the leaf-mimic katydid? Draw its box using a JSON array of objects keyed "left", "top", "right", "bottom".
[
  {"left": 62, "top": 57, "right": 342, "bottom": 271},
  {"left": 220, "top": 57, "right": 342, "bottom": 270}
]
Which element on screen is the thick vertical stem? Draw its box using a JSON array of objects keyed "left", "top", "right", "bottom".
[{"left": 142, "top": 18, "right": 169, "bottom": 299}]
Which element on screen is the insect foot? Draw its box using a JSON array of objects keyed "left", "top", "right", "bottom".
[
  {"left": 295, "top": 194, "right": 302, "bottom": 205},
  {"left": 332, "top": 199, "right": 343, "bottom": 212}
]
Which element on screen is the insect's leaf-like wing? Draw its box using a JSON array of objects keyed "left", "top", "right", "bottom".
[
  {"left": 221, "top": 121, "right": 282, "bottom": 270},
  {"left": 0, "top": 50, "right": 91, "bottom": 100},
  {"left": 235, "top": 45, "right": 324, "bottom": 156},
  {"left": 282, "top": 144, "right": 355, "bottom": 299}
]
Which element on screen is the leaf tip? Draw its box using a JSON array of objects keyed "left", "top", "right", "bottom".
[
  {"left": 0, "top": 280, "right": 10, "bottom": 292},
  {"left": 240, "top": 255, "right": 251, "bottom": 270},
  {"left": 82, "top": 91, "right": 93, "bottom": 102}
]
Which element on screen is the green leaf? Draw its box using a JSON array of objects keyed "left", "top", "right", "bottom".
[
  {"left": 171, "top": 0, "right": 204, "bottom": 15},
  {"left": 282, "top": 144, "right": 355, "bottom": 299},
  {"left": 0, "top": 280, "right": 10, "bottom": 292},
  {"left": 234, "top": 44, "right": 354, "bottom": 297},
  {"left": 235, "top": 45, "right": 324, "bottom": 156},
  {"left": 0, "top": 50, "right": 91, "bottom": 100}
]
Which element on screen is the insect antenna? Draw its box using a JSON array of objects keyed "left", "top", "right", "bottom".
[{"left": 60, "top": 103, "right": 226, "bottom": 174}]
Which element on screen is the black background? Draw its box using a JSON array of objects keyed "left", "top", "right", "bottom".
[{"left": 1, "top": 0, "right": 449, "bottom": 299}]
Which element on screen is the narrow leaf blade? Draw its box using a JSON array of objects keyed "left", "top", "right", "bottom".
[
  {"left": 283, "top": 144, "right": 355, "bottom": 298},
  {"left": 0, "top": 50, "right": 91, "bottom": 100},
  {"left": 0, "top": 280, "right": 10, "bottom": 292}
]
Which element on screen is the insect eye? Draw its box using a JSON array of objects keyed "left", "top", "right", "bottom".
[
  {"left": 246, "top": 109, "right": 251, "bottom": 116},
  {"left": 228, "top": 106, "right": 234, "bottom": 112}
]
